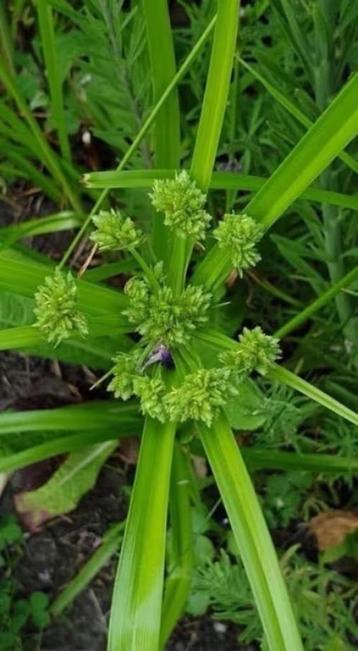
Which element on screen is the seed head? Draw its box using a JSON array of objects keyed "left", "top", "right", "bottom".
[
  {"left": 150, "top": 171, "right": 211, "bottom": 241},
  {"left": 34, "top": 269, "right": 88, "bottom": 346},
  {"left": 90, "top": 209, "right": 142, "bottom": 252},
  {"left": 214, "top": 213, "right": 263, "bottom": 275}
]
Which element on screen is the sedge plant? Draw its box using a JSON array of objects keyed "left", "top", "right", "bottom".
[{"left": 0, "top": 1, "right": 357, "bottom": 650}]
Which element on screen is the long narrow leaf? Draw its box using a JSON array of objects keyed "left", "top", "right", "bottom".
[
  {"left": 37, "top": 0, "right": 71, "bottom": 160},
  {"left": 143, "top": 0, "right": 181, "bottom": 262},
  {"left": 160, "top": 445, "right": 194, "bottom": 647},
  {"left": 84, "top": 168, "right": 358, "bottom": 211},
  {"left": 270, "top": 365, "right": 358, "bottom": 426},
  {"left": 108, "top": 418, "right": 176, "bottom": 651},
  {"left": 199, "top": 414, "right": 303, "bottom": 651},
  {"left": 247, "top": 73, "right": 358, "bottom": 226}
]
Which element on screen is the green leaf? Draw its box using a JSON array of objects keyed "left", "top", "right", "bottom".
[
  {"left": 108, "top": 418, "right": 176, "bottom": 651},
  {"left": 37, "top": 0, "right": 71, "bottom": 161},
  {"left": 270, "top": 365, "right": 358, "bottom": 427},
  {"left": 51, "top": 521, "right": 125, "bottom": 618},
  {"left": 160, "top": 445, "right": 194, "bottom": 647},
  {"left": 84, "top": 168, "right": 358, "bottom": 212},
  {"left": 224, "top": 379, "right": 266, "bottom": 430},
  {"left": 14, "top": 442, "right": 116, "bottom": 530},
  {"left": 199, "top": 414, "right": 303, "bottom": 651},
  {"left": 246, "top": 74, "right": 358, "bottom": 227},
  {"left": 29, "top": 592, "right": 50, "bottom": 629},
  {"left": 0, "top": 401, "right": 139, "bottom": 436}
]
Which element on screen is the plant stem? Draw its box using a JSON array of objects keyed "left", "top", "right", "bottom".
[
  {"left": 168, "top": 0, "right": 239, "bottom": 292},
  {"left": 275, "top": 266, "right": 358, "bottom": 338},
  {"left": 60, "top": 15, "right": 217, "bottom": 270}
]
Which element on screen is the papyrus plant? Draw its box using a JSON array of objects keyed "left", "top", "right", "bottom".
[{"left": 0, "top": 2, "right": 357, "bottom": 650}]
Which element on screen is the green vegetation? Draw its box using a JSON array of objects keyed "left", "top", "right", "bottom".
[{"left": 0, "top": 1, "right": 357, "bottom": 650}]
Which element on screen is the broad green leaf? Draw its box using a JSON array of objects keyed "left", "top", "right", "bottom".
[
  {"left": 199, "top": 414, "right": 303, "bottom": 651},
  {"left": 239, "top": 57, "right": 358, "bottom": 174},
  {"left": 108, "top": 418, "right": 176, "bottom": 651},
  {"left": 224, "top": 380, "right": 266, "bottom": 430},
  {"left": 168, "top": 0, "right": 239, "bottom": 293},
  {"left": 14, "top": 442, "right": 116, "bottom": 530}
]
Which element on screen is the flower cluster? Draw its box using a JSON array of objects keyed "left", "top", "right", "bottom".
[
  {"left": 34, "top": 269, "right": 88, "bottom": 346},
  {"left": 220, "top": 327, "right": 281, "bottom": 377},
  {"left": 123, "top": 269, "right": 211, "bottom": 347},
  {"left": 165, "top": 367, "right": 237, "bottom": 427},
  {"left": 150, "top": 170, "right": 211, "bottom": 241},
  {"left": 108, "top": 351, "right": 236, "bottom": 427},
  {"left": 214, "top": 213, "right": 263, "bottom": 275},
  {"left": 90, "top": 209, "right": 142, "bottom": 252}
]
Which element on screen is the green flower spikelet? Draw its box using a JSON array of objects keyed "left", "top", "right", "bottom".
[
  {"left": 107, "top": 351, "right": 141, "bottom": 400},
  {"left": 220, "top": 326, "right": 281, "bottom": 377},
  {"left": 150, "top": 170, "right": 211, "bottom": 241},
  {"left": 165, "top": 368, "right": 237, "bottom": 427},
  {"left": 34, "top": 269, "right": 88, "bottom": 346},
  {"left": 214, "top": 213, "right": 264, "bottom": 275},
  {"left": 133, "top": 375, "right": 167, "bottom": 422},
  {"left": 124, "top": 271, "right": 211, "bottom": 347},
  {"left": 90, "top": 209, "right": 142, "bottom": 252}
]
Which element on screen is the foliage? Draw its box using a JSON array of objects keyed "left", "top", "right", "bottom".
[{"left": 0, "top": 1, "right": 357, "bottom": 650}]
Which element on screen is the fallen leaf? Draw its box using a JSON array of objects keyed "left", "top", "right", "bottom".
[{"left": 309, "top": 510, "right": 358, "bottom": 551}]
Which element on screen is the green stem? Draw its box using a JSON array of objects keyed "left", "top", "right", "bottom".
[
  {"left": 168, "top": 0, "right": 239, "bottom": 292},
  {"left": 143, "top": 0, "right": 181, "bottom": 263},
  {"left": 61, "top": 15, "right": 217, "bottom": 270}
]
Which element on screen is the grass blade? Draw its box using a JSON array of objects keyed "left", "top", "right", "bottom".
[
  {"left": 37, "top": 0, "right": 71, "bottom": 161},
  {"left": 108, "top": 418, "right": 176, "bottom": 651},
  {"left": 64, "top": 15, "right": 216, "bottom": 268},
  {"left": 160, "top": 445, "right": 194, "bottom": 647},
  {"left": 168, "top": 0, "right": 239, "bottom": 291},
  {"left": 0, "top": 401, "right": 139, "bottom": 435},
  {"left": 243, "top": 449, "right": 358, "bottom": 474},
  {"left": 142, "top": 0, "right": 181, "bottom": 262},
  {"left": 199, "top": 414, "right": 303, "bottom": 651},
  {"left": 0, "top": 61, "right": 82, "bottom": 212},
  {"left": 84, "top": 168, "right": 358, "bottom": 211},
  {"left": 275, "top": 266, "right": 358, "bottom": 338},
  {"left": 240, "top": 57, "right": 358, "bottom": 174},
  {"left": 51, "top": 521, "right": 125, "bottom": 618},
  {"left": 0, "top": 431, "right": 133, "bottom": 474},
  {"left": 270, "top": 365, "right": 358, "bottom": 426},
  {"left": 247, "top": 73, "right": 358, "bottom": 227}
]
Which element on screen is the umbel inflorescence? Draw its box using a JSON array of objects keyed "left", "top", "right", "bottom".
[{"left": 34, "top": 170, "right": 279, "bottom": 425}]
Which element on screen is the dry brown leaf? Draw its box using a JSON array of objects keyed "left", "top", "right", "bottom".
[{"left": 309, "top": 510, "right": 358, "bottom": 551}]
